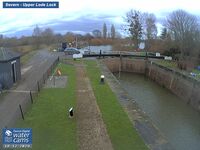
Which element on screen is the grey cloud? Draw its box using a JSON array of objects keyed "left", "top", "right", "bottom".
[{"left": 4, "top": 14, "right": 118, "bottom": 37}]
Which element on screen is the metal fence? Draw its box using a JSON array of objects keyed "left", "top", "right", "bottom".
[
  {"left": 0, "top": 57, "right": 59, "bottom": 147},
  {"left": 6, "top": 57, "right": 59, "bottom": 126}
]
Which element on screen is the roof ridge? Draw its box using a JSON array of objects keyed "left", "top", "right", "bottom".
[
  {"left": 2, "top": 48, "right": 6, "bottom": 59},
  {"left": 0, "top": 47, "right": 21, "bottom": 62}
]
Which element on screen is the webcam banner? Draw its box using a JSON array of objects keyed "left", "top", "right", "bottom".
[
  {"left": 3, "top": 1, "right": 59, "bottom": 8},
  {"left": 2, "top": 128, "right": 32, "bottom": 148}
]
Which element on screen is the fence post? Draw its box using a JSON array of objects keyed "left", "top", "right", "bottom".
[
  {"left": 119, "top": 52, "right": 122, "bottom": 78},
  {"left": 37, "top": 81, "right": 40, "bottom": 92},
  {"left": 145, "top": 51, "right": 148, "bottom": 60},
  {"left": 99, "top": 50, "right": 102, "bottom": 59},
  {"left": 30, "top": 91, "right": 33, "bottom": 104},
  {"left": 43, "top": 74, "right": 45, "bottom": 84},
  {"left": 54, "top": 76, "right": 56, "bottom": 86},
  {"left": 47, "top": 69, "right": 50, "bottom": 77},
  {"left": 51, "top": 65, "right": 53, "bottom": 74},
  {"left": 19, "top": 104, "right": 24, "bottom": 120}
]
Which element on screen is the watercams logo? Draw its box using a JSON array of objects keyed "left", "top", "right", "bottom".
[
  {"left": 5, "top": 130, "right": 12, "bottom": 136},
  {"left": 2, "top": 128, "right": 32, "bottom": 148}
]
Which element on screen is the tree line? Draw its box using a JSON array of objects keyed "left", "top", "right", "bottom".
[
  {"left": 0, "top": 23, "right": 117, "bottom": 51},
  {"left": 92, "top": 23, "right": 117, "bottom": 39},
  {"left": 124, "top": 9, "right": 200, "bottom": 66}
]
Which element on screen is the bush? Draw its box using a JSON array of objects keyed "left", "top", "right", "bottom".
[
  {"left": 90, "top": 38, "right": 113, "bottom": 46},
  {"left": 177, "top": 61, "right": 187, "bottom": 70},
  {"left": 162, "top": 48, "right": 180, "bottom": 61}
]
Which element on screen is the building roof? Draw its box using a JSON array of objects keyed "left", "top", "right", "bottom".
[{"left": 0, "top": 47, "right": 21, "bottom": 62}]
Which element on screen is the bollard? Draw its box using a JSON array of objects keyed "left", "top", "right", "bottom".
[
  {"left": 100, "top": 75, "right": 105, "bottom": 84},
  {"left": 69, "top": 107, "right": 73, "bottom": 118}
]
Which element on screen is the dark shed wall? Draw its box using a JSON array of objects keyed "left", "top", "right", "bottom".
[
  {"left": 0, "top": 62, "right": 13, "bottom": 89},
  {"left": 0, "top": 58, "right": 21, "bottom": 89},
  {"left": 15, "top": 58, "right": 21, "bottom": 81}
]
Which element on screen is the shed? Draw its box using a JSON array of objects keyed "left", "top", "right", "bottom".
[{"left": 0, "top": 47, "right": 21, "bottom": 89}]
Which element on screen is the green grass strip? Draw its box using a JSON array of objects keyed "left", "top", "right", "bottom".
[
  {"left": 16, "top": 63, "right": 77, "bottom": 150},
  {"left": 21, "top": 51, "right": 37, "bottom": 65},
  {"left": 85, "top": 60, "right": 148, "bottom": 150},
  {"left": 192, "top": 69, "right": 200, "bottom": 79},
  {"left": 155, "top": 60, "right": 177, "bottom": 68}
]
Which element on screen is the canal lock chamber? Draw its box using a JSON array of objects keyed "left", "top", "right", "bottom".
[{"left": 102, "top": 58, "right": 200, "bottom": 150}]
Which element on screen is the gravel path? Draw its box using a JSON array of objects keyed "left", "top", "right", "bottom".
[{"left": 76, "top": 64, "right": 113, "bottom": 150}]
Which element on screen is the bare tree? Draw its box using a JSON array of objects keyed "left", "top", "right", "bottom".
[
  {"left": 144, "top": 13, "right": 157, "bottom": 39},
  {"left": 54, "top": 33, "right": 64, "bottom": 43},
  {"left": 41, "top": 28, "right": 54, "bottom": 45},
  {"left": 165, "top": 10, "right": 200, "bottom": 60},
  {"left": 111, "top": 24, "right": 116, "bottom": 39},
  {"left": 103, "top": 23, "right": 107, "bottom": 39},
  {"left": 124, "top": 10, "right": 143, "bottom": 50},
  {"left": 85, "top": 33, "right": 93, "bottom": 40},
  {"left": 65, "top": 32, "right": 76, "bottom": 47},
  {"left": 32, "top": 25, "right": 42, "bottom": 37},
  {"left": 92, "top": 30, "right": 102, "bottom": 38},
  {"left": 32, "top": 25, "right": 42, "bottom": 49},
  {"left": 143, "top": 13, "right": 157, "bottom": 50}
]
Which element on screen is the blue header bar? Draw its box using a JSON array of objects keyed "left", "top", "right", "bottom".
[{"left": 3, "top": 1, "right": 59, "bottom": 8}]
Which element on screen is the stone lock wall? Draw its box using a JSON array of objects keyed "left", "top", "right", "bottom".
[
  {"left": 103, "top": 58, "right": 120, "bottom": 73},
  {"left": 103, "top": 58, "right": 200, "bottom": 112},
  {"left": 147, "top": 62, "right": 200, "bottom": 111},
  {"left": 103, "top": 58, "right": 146, "bottom": 74}
]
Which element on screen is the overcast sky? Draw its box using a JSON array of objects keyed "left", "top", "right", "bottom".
[{"left": 1, "top": 0, "right": 200, "bottom": 37}]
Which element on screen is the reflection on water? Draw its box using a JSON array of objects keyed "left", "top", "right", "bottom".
[
  {"left": 115, "top": 72, "right": 200, "bottom": 150},
  {"left": 84, "top": 45, "right": 112, "bottom": 53}
]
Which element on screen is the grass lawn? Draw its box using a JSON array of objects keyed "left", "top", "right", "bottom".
[
  {"left": 21, "top": 51, "right": 37, "bottom": 65},
  {"left": 192, "top": 69, "right": 200, "bottom": 80},
  {"left": 16, "top": 63, "right": 77, "bottom": 150},
  {"left": 155, "top": 60, "right": 200, "bottom": 80},
  {"left": 85, "top": 60, "right": 148, "bottom": 150}
]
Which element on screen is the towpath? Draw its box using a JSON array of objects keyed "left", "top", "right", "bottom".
[{"left": 76, "top": 63, "right": 113, "bottom": 150}]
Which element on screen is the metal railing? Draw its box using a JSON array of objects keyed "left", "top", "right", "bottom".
[{"left": 6, "top": 57, "right": 59, "bottom": 125}]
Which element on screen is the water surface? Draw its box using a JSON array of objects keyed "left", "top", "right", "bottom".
[
  {"left": 84, "top": 45, "right": 112, "bottom": 54},
  {"left": 115, "top": 72, "right": 200, "bottom": 150}
]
